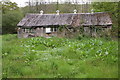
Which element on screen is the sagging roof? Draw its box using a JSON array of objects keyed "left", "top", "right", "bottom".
[{"left": 17, "top": 12, "right": 112, "bottom": 28}]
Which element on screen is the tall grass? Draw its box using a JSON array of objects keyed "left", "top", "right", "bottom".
[{"left": 2, "top": 34, "right": 118, "bottom": 78}]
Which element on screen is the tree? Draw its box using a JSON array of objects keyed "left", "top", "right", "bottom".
[
  {"left": 92, "top": 2, "right": 118, "bottom": 23},
  {"left": 2, "top": 0, "right": 19, "bottom": 14},
  {"left": 92, "top": 2, "right": 119, "bottom": 38},
  {"left": 2, "top": 1, "right": 23, "bottom": 34}
]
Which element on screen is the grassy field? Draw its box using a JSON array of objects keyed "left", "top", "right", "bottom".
[
  {"left": 2, "top": 34, "right": 118, "bottom": 78},
  {"left": 0, "top": 35, "right": 2, "bottom": 79}
]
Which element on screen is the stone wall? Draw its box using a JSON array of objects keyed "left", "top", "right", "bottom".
[{"left": 17, "top": 27, "right": 59, "bottom": 38}]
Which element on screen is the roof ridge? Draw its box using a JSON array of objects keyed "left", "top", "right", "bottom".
[{"left": 26, "top": 12, "right": 108, "bottom": 15}]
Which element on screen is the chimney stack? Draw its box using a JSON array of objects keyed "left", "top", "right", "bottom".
[
  {"left": 73, "top": 9, "right": 77, "bottom": 14},
  {"left": 56, "top": 10, "right": 60, "bottom": 15},
  {"left": 40, "top": 10, "right": 43, "bottom": 15}
]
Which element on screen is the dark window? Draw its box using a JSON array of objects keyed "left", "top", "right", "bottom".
[
  {"left": 30, "top": 29, "right": 35, "bottom": 33},
  {"left": 54, "top": 28, "right": 57, "bottom": 32},
  {"left": 51, "top": 27, "right": 54, "bottom": 32}
]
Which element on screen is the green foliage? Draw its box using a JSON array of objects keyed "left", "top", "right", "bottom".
[
  {"left": 2, "top": 0, "right": 19, "bottom": 14},
  {"left": 92, "top": 2, "right": 118, "bottom": 19},
  {"left": 2, "top": 1, "right": 23, "bottom": 34},
  {"left": 2, "top": 34, "right": 118, "bottom": 78},
  {"left": 92, "top": 2, "right": 119, "bottom": 38},
  {"left": 22, "top": 3, "right": 91, "bottom": 14},
  {"left": 2, "top": 11, "right": 23, "bottom": 34}
]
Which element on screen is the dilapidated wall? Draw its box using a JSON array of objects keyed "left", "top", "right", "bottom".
[
  {"left": 17, "top": 27, "right": 59, "bottom": 38},
  {"left": 83, "top": 25, "right": 112, "bottom": 37},
  {"left": 17, "top": 12, "right": 112, "bottom": 38},
  {"left": 17, "top": 28, "right": 28, "bottom": 38},
  {"left": 35, "top": 27, "right": 44, "bottom": 37}
]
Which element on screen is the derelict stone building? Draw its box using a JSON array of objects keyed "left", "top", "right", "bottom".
[{"left": 17, "top": 12, "right": 112, "bottom": 38}]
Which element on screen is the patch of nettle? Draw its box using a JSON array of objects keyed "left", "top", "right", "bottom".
[{"left": 2, "top": 34, "right": 118, "bottom": 78}]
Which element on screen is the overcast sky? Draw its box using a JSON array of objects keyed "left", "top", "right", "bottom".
[
  {"left": 7, "top": 0, "right": 119, "bottom": 7},
  {"left": 10, "top": 0, "right": 28, "bottom": 7},
  {"left": 10, "top": 0, "right": 92, "bottom": 7}
]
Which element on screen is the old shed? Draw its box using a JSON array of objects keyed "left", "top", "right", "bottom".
[{"left": 17, "top": 12, "right": 112, "bottom": 38}]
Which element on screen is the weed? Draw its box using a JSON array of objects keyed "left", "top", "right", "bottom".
[{"left": 2, "top": 34, "right": 118, "bottom": 78}]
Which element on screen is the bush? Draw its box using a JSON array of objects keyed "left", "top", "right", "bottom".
[{"left": 2, "top": 11, "right": 23, "bottom": 34}]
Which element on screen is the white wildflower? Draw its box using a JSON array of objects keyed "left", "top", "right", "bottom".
[
  {"left": 4, "top": 53, "right": 8, "bottom": 55},
  {"left": 72, "top": 67, "right": 74, "bottom": 70},
  {"left": 25, "top": 61, "right": 27, "bottom": 63},
  {"left": 31, "top": 50, "right": 35, "bottom": 52},
  {"left": 68, "top": 45, "right": 71, "bottom": 47},
  {"left": 105, "top": 51, "right": 109, "bottom": 55},
  {"left": 68, "top": 59, "right": 70, "bottom": 61}
]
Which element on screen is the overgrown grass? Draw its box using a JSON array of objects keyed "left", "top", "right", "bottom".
[{"left": 2, "top": 34, "right": 118, "bottom": 78}]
